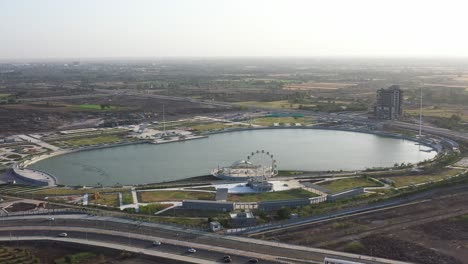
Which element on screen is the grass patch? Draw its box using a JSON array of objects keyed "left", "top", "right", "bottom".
[
  {"left": 0, "top": 247, "right": 39, "bottom": 264},
  {"left": 139, "top": 190, "right": 215, "bottom": 202},
  {"left": 317, "top": 177, "right": 379, "bottom": 193},
  {"left": 139, "top": 203, "right": 172, "bottom": 215},
  {"left": 228, "top": 188, "right": 318, "bottom": 202},
  {"left": 456, "top": 214, "right": 468, "bottom": 221},
  {"left": 66, "top": 104, "right": 122, "bottom": 111},
  {"left": 277, "top": 170, "right": 304, "bottom": 177},
  {"left": 6, "top": 154, "right": 22, "bottom": 160},
  {"left": 55, "top": 252, "right": 96, "bottom": 264},
  {"left": 344, "top": 241, "right": 366, "bottom": 254},
  {"left": 332, "top": 222, "right": 352, "bottom": 229},
  {"left": 0, "top": 93, "right": 10, "bottom": 98},
  {"left": 121, "top": 192, "right": 133, "bottom": 205},
  {"left": 385, "top": 169, "right": 462, "bottom": 188},
  {"left": 31, "top": 187, "right": 129, "bottom": 196},
  {"left": 56, "top": 135, "right": 122, "bottom": 147},
  {"left": 159, "top": 208, "right": 226, "bottom": 218},
  {"left": 152, "top": 216, "right": 208, "bottom": 226},
  {"left": 89, "top": 193, "right": 119, "bottom": 207},
  {"left": 191, "top": 122, "right": 232, "bottom": 132},
  {"left": 405, "top": 107, "right": 468, "bottom": 121}
]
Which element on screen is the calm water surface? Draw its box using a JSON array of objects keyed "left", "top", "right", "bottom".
[{"left": 31, "top": 129, "right": 436, "bottom": 186}]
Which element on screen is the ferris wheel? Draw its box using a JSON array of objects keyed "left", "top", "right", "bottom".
[{"left": 246, "top": 150, "right": 278, "bottom": 178}]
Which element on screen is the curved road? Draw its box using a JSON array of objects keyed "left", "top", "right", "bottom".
[{"left": 0, "top": 215, "right": 409, "bottom": 264}]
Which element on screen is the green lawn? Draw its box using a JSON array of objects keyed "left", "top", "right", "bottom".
[
  {"left": 139, "top": 203, "right": 172, "bottom": 214},
  {"left": 385, "top": 169, "right": 463, "bottom": 188},
  {"left": 139, "top": 190, "right": 215, "bottom": 202},
  {"left": 317, "top": 177, "right": 380, "bottom": 193},
  {"left": 191, "top": 122, "right": 232, "bottom": 132},
  {"left": 57, "top": 135, "right": 122, "bottom": 147},
  {"left": 31, "top": 187, "right": 129, "bottom": 196},
  {"left": 121, "top": 192, "right": 133, "bottom": 204},
  {"left": 228, "top": 188, "right": 318, "bottom": 202},
  {"left": 0, "top": 93, "right": 10, "bottom": 98},
  {"left": 77, "top": 104, "right": 117, "bottom": 110}
]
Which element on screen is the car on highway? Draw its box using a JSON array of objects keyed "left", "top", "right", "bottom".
[
  {"left": 152, "top": 241, "right": 161, "bottom": 246},
  {"left": 187, "top": 248, "right": 196, "bottom": 253},
  {"left": 47, "top": 217, "right": 55, "bottom": 221},
  {"left": 248, "top": 259, "right": 259, "bottom": 263},
  {"left": 223, "top": 255, "right": 232, "bottom": 262},
  {"left": 58, "top": 233, "right": 68, "bottom": 237}
]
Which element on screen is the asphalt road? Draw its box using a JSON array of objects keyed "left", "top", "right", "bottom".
[
  {"left": 0, "top": 216, "right": 408, "bottom": 264},
  {"left": 0, "top": 228, "right": 259, "bottom": 264}
]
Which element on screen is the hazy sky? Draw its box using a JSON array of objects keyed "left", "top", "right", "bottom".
[{"left": 2, "top": 0, "right": 468, "bottom": 59}]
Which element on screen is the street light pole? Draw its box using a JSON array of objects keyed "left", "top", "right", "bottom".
[{"left": 419, "top": 86, "right": 423, "bottom": 137}]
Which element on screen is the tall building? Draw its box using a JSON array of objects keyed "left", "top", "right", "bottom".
[{"left": 374, "top": 85, "right": 403, "bottom": 120}]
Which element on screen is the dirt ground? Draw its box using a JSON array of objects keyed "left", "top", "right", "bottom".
[
  {"left": 0, "top": 94, "right": 233, "bottom": 135},
  {"left": 257, "top": 190, "right": 468, "bottom": 264},
  {"left": 5, "top": 202, "right": 37, "bottom": 212}
]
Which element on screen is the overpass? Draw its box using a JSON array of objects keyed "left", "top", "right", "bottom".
[
  {"left": 0, "top": 214, "right": 410, "bottom": 264},
  {"left": 388, "top": 121, "right": 468, "bottom": 143}
]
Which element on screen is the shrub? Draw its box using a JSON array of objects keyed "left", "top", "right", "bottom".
[{"left": 344, "top": 241, "right": 366, "bottom": 254}]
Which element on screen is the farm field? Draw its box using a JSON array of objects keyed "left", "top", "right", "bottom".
[
  {"left": 405, "top": 106, "right": 468, "bottom": 121},
  {"left": 284, "top": 82, "right": 356, "bottom": 90}
]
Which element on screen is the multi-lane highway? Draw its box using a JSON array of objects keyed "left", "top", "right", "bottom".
[{"left": 0, "top": 215, "right": 409, "bottom": 264}]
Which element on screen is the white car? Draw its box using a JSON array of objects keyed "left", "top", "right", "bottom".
[
  {"left": 58, "top": 233, "right": 68, "bottom": 237},
  {"left": 48, "top": 217, "right": 55, "bottom": 221},
  {"left": 187, "top": 248, "right": 196, "bottom": 253},
  {"left": 152, "top": 241, "right": 161, "bottom": 246}
]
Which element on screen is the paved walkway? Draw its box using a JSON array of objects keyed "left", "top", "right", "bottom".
[
  {"left": 153, "top": 202, "right": 181, "bottom": 215},
  {"left": 17, "top": 135, "right": 60, "bottom": 151}
]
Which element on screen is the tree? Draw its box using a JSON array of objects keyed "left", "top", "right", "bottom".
[
  {"left": 276, "top": 207, "right": 291, "bottom": 220},
  {"left": 450, "top": 114, "right": 462, "bottom": 123}
]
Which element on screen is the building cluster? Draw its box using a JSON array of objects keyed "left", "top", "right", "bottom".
[{"left": 374, "top": 85, "right": 403, "bottom": 120}]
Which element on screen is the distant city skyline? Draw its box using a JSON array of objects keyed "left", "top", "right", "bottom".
[{"left": 1, "top": 0, "right": 468, "bottom": 59}]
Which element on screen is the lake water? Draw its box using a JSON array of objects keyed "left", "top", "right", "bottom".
[{"left": 30, "top": 129, "right": 437, "bottom": 186}]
